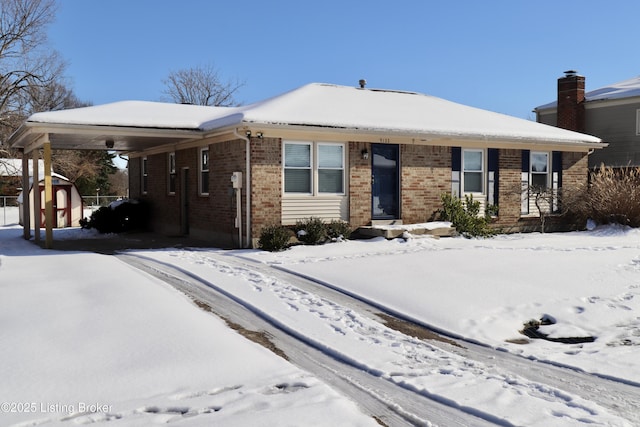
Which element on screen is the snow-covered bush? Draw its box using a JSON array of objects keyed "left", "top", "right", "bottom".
[
  {"left": 294, "top": 217, "right": 328, "bottom": 245},
  {"left": 326, "top": 220, "right": 352, "bottom": 241}
]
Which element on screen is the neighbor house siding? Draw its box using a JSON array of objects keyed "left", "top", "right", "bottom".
[
  {"left": 537, "top": 110, "right": 557, "bottom": 127},
  {"left": 401, "top": 144, "right": 450, "bottom": 223},
  {"left": 585, "top": 102, "right": 640, "bottom": 168}
]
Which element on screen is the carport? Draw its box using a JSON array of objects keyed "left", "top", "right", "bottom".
[{"left": 7, "top": 101, "right": 215, "bottom": 248}]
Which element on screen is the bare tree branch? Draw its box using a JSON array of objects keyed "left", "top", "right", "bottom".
[{"left": 162, "top": 63, "right": 244, "bottom": 106}]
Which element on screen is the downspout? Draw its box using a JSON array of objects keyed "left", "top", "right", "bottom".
[{"left": 233, "top": 128, "right": 251, "bottom": 248}]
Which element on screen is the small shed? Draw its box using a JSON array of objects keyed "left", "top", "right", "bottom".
[{"left": 19, "top": 174, "right": 83, "bottom": 228}]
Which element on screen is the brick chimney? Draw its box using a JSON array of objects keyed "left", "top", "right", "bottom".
[{"left": 557, "top": 70, "right": 585, "bottom": 132}]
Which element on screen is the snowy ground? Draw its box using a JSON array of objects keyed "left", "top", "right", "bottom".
[{"left": 2, "top": 211, "right": 640, "bottom": 425}]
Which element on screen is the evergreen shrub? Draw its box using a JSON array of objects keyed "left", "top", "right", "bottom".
[
  {"left": 258, "top": 225, "right": 293, "bottom": 252},
  {"left": 438, "top": 193, "right": 495, "bottom": 238}
]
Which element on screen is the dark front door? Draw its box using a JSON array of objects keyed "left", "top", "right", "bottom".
[{"left": 371, "top": 144, "right": 400, "bottom": 220}]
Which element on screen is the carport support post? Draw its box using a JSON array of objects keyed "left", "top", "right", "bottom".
[
  {"left": 43, "top": 138, "right": 53, "bottom": 249},
  {"left": 32, "top": 149, "right": 40, "bottom": 243},
  {"left": 21, "top": 152, "right": 30, "bottom": 239}
]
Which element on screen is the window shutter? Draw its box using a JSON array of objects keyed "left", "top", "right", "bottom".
[
  {"left": 521, "top": 150, "right": 530, "bottom": 214},
  {"left": 487, "top": 148, "right": 499, "bottom": 207},
  {"left": 451, "top": 147, "right": 461, "bottom": 196}
]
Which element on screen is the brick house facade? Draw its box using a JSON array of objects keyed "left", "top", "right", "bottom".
[
  {"left": 129, "top": 138, "right": 591, "bottom": 247},
  {"left": 9, "top": 83, "right": 604, "bottom": 248}
]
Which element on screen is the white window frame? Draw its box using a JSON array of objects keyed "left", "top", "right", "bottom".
[
  {"left": 530, "top": 151, "right": 550, "bottom": 189},
  {"left": 283, "top": 141, "right": 313, "bottom": 194},
  {"left": 199, "top": 147, "right": 209, "bottom": 196},
  {"left": 283, "top": 141, "right": 345, "bottom": 196},
  {"left": 168, "top": 152, "right": 176, "bottom": 195},
  {"left": 141, "top": 156, "right": 148, "bottom": 194},
  {"left": 461, "top": 149, "right": 484, "bottom": 194},
  {"left": 317, "top": 142, "right": 345, "bottom": 195}
]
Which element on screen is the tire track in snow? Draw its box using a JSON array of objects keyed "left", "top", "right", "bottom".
[{"left": 120, "top": 249, "right": 637, "bottom": 426}]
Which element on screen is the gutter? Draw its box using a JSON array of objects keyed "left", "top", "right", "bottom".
[{"left": 233, "top": 128, "right": 251, "bottom": 248}]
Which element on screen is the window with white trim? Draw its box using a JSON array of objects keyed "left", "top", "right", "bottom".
[
  {"left": 462, "top": 149, "right": 483, "bottom": 193},
  {"left": 530, "top": 151, "right": 549, "bottom": 189},
  {"left": 142, "top": 157, "right": 148, "bottom": 194},
  {"left": 317, "top": 143, "right": 344, "bottom": 193},
  {"left": 168, "top": 152, "right": 176, "bottom": 194},
  {"left": 284, "top": 142, "right": 312, "bottom": 193},
  {"left": 199, "top": 148, "right": 209, "bottom": 195},
  {"left": 284, "top": 142, "right": 345, "bottom": 195}
]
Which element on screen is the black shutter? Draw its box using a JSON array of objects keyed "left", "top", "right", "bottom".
[
  {"left": 451, "top": 147, "right": 461, "bottom": 196},
  {"left": 521, "top": 150, "right": 530, "bottom": 173},
  {"left": 451, "top": 147, "right": 461, "bottom": 171}
]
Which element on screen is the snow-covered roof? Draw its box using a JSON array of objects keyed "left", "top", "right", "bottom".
[
  {"left": 535, "top": 75, "right": 640, "bottom": 111},
  {"left": 227, "top": 83, "right": 601, "bottom": 145},
  {"left": 27, "top": 101, "right": 231, "bottom": 130},
  {"left": 15, "top": 83, "right": 603, "bottom": 150}
]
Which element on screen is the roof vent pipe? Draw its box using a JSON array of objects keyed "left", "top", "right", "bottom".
[{"left": 358, "top": 79, "right": 366, "bottom": 89}]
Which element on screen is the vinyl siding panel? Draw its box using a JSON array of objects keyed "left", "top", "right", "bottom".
[
  {"left": 537, "top": 111, "right": 557, "bottom": 127},
  {"left": 585, "top": 102, "right": 640, "bottom": 167},
  {"left": 282, "top": 196, "right": 348, "bottom": 225}
]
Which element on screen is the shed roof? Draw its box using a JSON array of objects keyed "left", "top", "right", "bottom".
[{"left": 9, "top": 82, "right": 603, "bottom": 153}]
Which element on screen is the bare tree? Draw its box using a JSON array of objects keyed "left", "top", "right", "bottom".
[
  {"left": 108, "top": 168, "right": 128, "bottom": 198},
  {"left": 162, "top": 63, "right": 244, "bottom": 106},
  {"left": 0, "top": 0, "right": 57, "bottom": 156},
  {"left": 526, "top": 185, "right": 557, "bottom": 233},
  {"left": 0, "top": 0, "right": 56, "bottom": 116}
]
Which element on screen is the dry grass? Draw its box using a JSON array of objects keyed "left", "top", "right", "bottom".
[
  {"left": 564, "top": 165, "right": 640, "bottom": 227},
  {"left": 193, "top": 299, "right": 289, "bottom": 360}
]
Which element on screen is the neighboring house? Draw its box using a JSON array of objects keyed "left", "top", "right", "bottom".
[
  {"left": 535, "top": 71, "right": 640, "bottom": 168},
  {"left": 8, "top": 82, "right": 605, "bottom": 248},
  {"left": 0, "top": 159, "right": 46, "bottom": 195}
]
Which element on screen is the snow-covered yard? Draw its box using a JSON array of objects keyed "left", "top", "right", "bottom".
[{"left": 2, "top": 222, "right": 640, "bottom": 426}]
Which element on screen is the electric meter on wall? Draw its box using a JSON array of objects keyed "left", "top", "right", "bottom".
[{"left": 231, "top": 171, "right": 242, "bottom": 189}]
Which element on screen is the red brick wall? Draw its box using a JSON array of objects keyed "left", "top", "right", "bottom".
[
  {"left": 128, "top": 157, "right": 141, "bottom": 198},
  {"left": 562, "top": 151, "right": 588, "bottom": 192},
  {"left": 494, "top": 148, "right": 522, "bottom": 228},
  {"left": 349, "top": 142, "right": 371, "bottom": 226},
  {"left": 250, "top": 137, "right": 282, "bottom": 241},
  {"left": 557, "top": 73, "right": 585, "bottom": 133},
  {"left": 128, "top": 140, "right": 247, "bottom": 246},
  {"left": 401, "top": 145, "right": 450, "bottom": 223},
  {"left": 128, "top": 141, "right": 591, "bottom": 243}
]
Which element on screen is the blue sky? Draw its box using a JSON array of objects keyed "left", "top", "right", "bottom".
[{"left": 48, "top": 1, "right": 639, "bottom": 120}]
